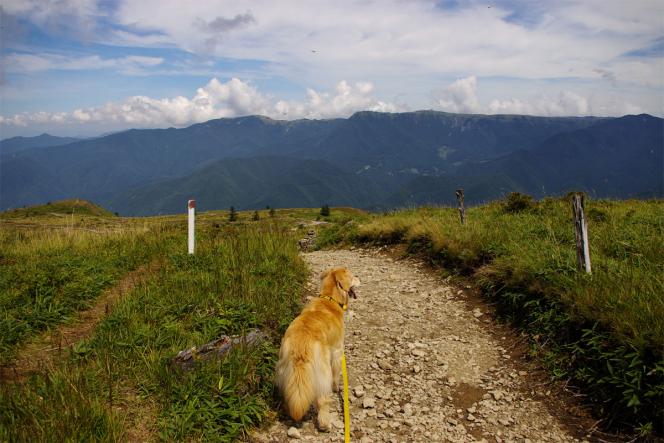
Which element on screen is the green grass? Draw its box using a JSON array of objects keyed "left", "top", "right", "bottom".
[
  {"left": 0, "top": 220, "right": 170, "bottom": 362},
  {"left": 0, "top": 199, "right": 116, "bottom": 219},
  {"left": 0, "top": 211, "right": 307, "bottom": 441},
  {"left": 318, "top": 197, "right": 664, "bottom": 436}
]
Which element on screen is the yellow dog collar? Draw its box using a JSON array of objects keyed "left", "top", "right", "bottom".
[{"left": 319, "top": 295, "right": 347, "bottom": 311}]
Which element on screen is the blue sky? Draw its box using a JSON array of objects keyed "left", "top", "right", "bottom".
[{"left": 1, "top": 0, "right": 662, "bottom": 137}]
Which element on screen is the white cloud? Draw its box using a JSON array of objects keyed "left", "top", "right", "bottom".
[
  {"left": 107, "top": 0, "right": 663, "bottom": 88},
  {"left": 436, "top": 75, "right": 641, "bottom": 117},
  {"left": 2, "top": 0, "right": 101, "bottom": 40},
  {"left": 4, "top": 53, "right": 165, "bottom": 75},
  {"left": 0, "top": 75, "right": 649, "bottom": 137},
  {"left": 275, "top": 81, "right": 399, "bottom": 119},
  {"left": 488, "top": 91, "right": 590, "bottom": 116},
  {"left": 435, "top": 76, "right": 480, "bottom": 114},
  {"left": 0, "top": 77, "right": 399, "bottom": 131}
]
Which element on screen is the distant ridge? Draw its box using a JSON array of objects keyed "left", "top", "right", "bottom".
[
  {"left": 1, "top": 111, "right": 661, "bottom": 215},
  {"left": 0, "top": 133, "right": 80, "bottom": 154}
]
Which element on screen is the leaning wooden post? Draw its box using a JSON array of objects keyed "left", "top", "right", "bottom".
[
  {"left": 188, "top": 199, "right": 196, "bottom": 255},
  {"left": 455, "top": 189, "right": 465, "bottom": 225},
  {"left": 571, "top": 193, "right": 591, "bottom": 274}
]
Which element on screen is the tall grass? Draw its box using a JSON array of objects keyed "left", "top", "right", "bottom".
[
  {"left": 0, "top": 223, "right": 171, "bottom": 362},
  {"left": 320, "top": 197, "right": 664, "bottom": 435},
  {"left": 0, "top": 220, "right": 307, "bottom": 442}
]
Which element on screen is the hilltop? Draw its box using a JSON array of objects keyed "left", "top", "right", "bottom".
[{"left": 0, "top": 199, "right": 116, "bottom": 219}]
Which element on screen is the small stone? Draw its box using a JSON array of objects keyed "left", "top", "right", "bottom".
[
  {"left": 384, "top": 409, "right": 395, "bottom": 417},
  {"left": 354, "top": 386, "right": 365, "bottom": 397},
  {"left": 467, "top": 413, "right": 476, "bottom": 422},
  {"left": 498, "top": 418, "right": 511, "bottom": 426},
  {"left": 363, "top": 398, "right": 376, "bottom": 409},
  {"left": 518, "top": 371, "right": 528, "bottom": 376},
  {"left": 287, "top": 427, "right": 301, "bottom": 439},
  {"left": 378, "top": 360, "right": 393, "bottom": 370},
  {"left": 473, "top": 308, "right": 483, "bottom": 318},
  {"left": 411, "top": 349, "right": 426, "bottom": 357},
  {"left": 412, "top": 365, "right": 421, "bottom": 373},
  {"left": 491, "top": 390, "right": 504, "bottom": 401},
  {"left": 447, "top": 418, "right": 458, "bottom": 426},
  {"left": 332, "top": 419, "right": 344, "bottom": 429}
]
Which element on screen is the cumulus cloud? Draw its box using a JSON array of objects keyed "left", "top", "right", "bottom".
[
  {"left": 275, "top": 81, "right": 399, "bottom": 119},
  {"left": 435, "top": 76, "right": 640, "bottom": 117},
  {"left": 0, "top": 77, "right": 399, "bottom": 131},
  {"left": 435, "top": 76, "right": 480, "bottom": 114},
  {"left": 488, "top": 91, "right": 590, "bottom": 116}
]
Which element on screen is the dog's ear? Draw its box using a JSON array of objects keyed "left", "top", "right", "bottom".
[{"left": 332, "top": 268, "right": 350, "bottom": 291}]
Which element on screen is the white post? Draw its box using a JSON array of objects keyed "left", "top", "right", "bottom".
[{"left": 188, "top": 199, "right": 195, "bottom": 255}]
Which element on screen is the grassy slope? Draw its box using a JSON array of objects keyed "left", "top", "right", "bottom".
[
  {"left": 0, "top": 199, "right": 116, "bottom": 218},
  {"left": 0, "top": 213, "right": 168, "bottom": 362},
  {"left": 0, "top": 206, "right": 324, "bottom": 441},
  {"left": 318, "top": 197, "right": 664, "bottom": 436}
]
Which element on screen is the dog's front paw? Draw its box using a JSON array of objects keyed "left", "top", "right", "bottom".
[{"left": 317, "top": 411, "right": 332, "bottom": 432}]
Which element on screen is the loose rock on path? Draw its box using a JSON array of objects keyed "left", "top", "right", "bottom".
[{"left": 254, "top": 248, "right": 591, "bottom": 442}]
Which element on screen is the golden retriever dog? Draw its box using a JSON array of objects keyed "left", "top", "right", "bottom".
[{"left": 275, "top": 267, "right": 360, "bottom": 431}]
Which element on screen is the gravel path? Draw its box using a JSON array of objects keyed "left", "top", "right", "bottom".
[{"left": 254, "top": 248, "right": 590, "bottom": 443}]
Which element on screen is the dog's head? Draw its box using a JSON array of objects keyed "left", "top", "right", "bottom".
[{"left": 320, "top": 267, "right": 360, "bottom": 307}]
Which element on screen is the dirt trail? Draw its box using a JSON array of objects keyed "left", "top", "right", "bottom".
[
  {"left": 1, "top": 261, "right": 159, "bottom": 383},
  {"left": 255, "top": 248, "right": 594, "bottom": 443}
]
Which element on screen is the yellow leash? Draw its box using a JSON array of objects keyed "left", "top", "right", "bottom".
[{"left": 341, "top": 353, "right": 351, "bottom": 442}]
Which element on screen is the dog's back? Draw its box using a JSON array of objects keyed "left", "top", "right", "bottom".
[
  {"left": 276, "top": 267, "right": 359, "bottom": 429},
  {"left": 275, "top": 300, "right": 344, "bottom": 420}
]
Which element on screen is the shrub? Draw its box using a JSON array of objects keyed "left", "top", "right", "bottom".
[
  {"left": 320, "top": 204, "right": 330, "bottom": 217},
  {"left": 229, "top": 206, "right": 238, "bottom": 222},
  {"left": 503, "top": 192, "right": 534, "bottom": 213}
]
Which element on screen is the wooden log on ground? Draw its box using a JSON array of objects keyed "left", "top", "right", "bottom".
[{"left": 171, "top": 329, "right": 265, "bottom": 370}]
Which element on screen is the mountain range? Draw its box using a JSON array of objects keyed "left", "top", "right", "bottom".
[{"left": 1, "top": 111, "right": 662, "bottom": 215}]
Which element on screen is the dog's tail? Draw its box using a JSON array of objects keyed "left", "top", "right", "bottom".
[{"left": 276, "top": 339, "right": 322, "bottom": 421}]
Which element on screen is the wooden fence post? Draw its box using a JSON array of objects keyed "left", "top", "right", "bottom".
[
  {"left": 188, "top": 199, "right": 195, "bottom": 255},
  {"left": 571, "top": 193, "right": 591, "bottom": 274},
  {"left": 455, "top": 189, "right": 465, "bottom": 225}
]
